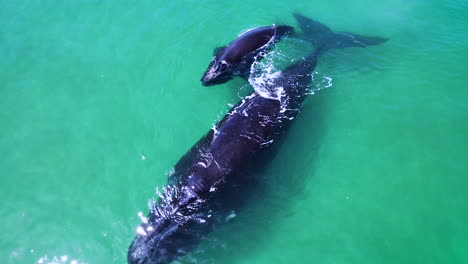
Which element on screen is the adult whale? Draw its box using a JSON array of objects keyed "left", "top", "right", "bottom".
[
  {"left": 200, "top": 25, "right": 294, "bottom": 86},
  {"left": 128, "top": 14, "right": 387, "bottom": 264}
]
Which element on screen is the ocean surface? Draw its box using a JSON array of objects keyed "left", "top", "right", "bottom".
[{"left": 1, "top": 1, "right": 467, "bottom": 263}]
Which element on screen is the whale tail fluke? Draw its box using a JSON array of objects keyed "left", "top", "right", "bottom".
[{"left": 293, "top": 13, "right": 388, "bottom": 55}]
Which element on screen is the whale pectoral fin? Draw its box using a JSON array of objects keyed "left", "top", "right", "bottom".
[{"left": 213, "top": 46, "right": 227, "bottom": 56}]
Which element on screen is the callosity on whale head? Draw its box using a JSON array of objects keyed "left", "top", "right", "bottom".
[
  {"left": 128, "top": 186, "right": 210, "bottom": 264},
  {"left": 200, "top": 51, "right": 235, "bottom": 86},
  {"left": 128, "top": 218, "right": 181, "bottom": 264}
]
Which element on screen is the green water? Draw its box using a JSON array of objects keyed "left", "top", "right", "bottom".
[{"left": 1, "top": 0, "right": 467, "bottom": 263}]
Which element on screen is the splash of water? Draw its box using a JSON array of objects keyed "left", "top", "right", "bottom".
[
  {"left": 308, "top": 71, "right": 333, "bottom": 95},
  {"left": 248, "top": 51, "right": 286, "bottom": 100},
  {"left": 146, "top": 185, "right": 206, "bottom": 225},
  {"left": 248, "top": 50, "right": 333, "bottom": 100}
]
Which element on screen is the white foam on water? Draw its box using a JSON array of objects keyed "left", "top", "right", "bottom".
[
  {"left": 144, "top": 185, "right": 208, "bottom": 226},
  {"left": 248, "top": 51, "right": 285, "bottom": 101},
  {"left": 136, "top": 226, "right": 147, "bottom": 236},
  {"left": 137, "top": 211, "right": 148, "bottom": 224},
  {"left": 305, "top": 71, "right": 334, "bottom": 95}
]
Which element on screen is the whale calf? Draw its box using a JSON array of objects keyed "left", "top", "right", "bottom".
[
  {"left": 200, "top": 25, "right": 294, "bottom": 86},
  {"left": 128, "top": 14, "right": 387, "bottom": 264}
]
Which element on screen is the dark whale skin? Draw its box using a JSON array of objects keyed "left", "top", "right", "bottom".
[
  {"left": 128, "top": 51, "right": 318, "bottom": 264},
  {"left": 200, "top": 25, "right": 294, "bottom": 86},
  {"left": 128, "top": 14, "right": 387, "bottom": 264}
]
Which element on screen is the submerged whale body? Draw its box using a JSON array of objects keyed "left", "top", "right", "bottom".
[
  {"left": 200, "top": 25, "right": 294, "bottom": 86},
  {"left": 128, "top": 14, "right": 387, "bottom": 264}
]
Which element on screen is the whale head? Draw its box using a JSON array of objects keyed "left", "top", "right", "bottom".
[
  {"left": 128, "top": 186, "right": 209, "bottom": 264},
  {"left": 201, "top": 57, "right": 235, "bottom": 86},
  {"left": 128, "top": 218, "right": 192, "bottom": 264}
]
